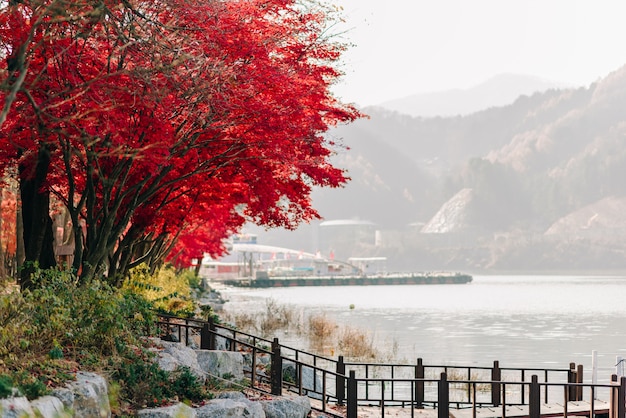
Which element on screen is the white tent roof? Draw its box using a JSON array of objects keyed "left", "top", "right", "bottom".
[{"left": 232, "top": 243, "right": 317, "bottom": 259}]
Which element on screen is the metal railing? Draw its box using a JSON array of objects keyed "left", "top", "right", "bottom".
[
  {"left": 344, "top": 372, "right": 626, "bottom": 418},
  {"left": 153, "top": 314, "right": 624, "bottom": 418}
]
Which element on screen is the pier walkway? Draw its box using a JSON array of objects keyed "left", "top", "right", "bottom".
[{"left": 155, "top": 314, "right": 626, "bottom": 418}]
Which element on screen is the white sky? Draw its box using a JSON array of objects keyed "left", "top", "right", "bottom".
[{"left": 327, "top": 0, "right": 626, "bottom": 106}]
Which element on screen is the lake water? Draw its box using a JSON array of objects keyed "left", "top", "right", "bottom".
[{"left": 219, "top": 275, "right": 626, "bottom": 383}]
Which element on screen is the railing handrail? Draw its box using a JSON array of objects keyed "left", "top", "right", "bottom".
[
  {"left": 157, "top": 313, "right": 574, "bottom": 380},
  {"left": 342, "top": 360, "right": 570, "bottom": 373},
  {"left": 349, "top": 376, "right": 617, "bottom": 388},
  {"left": 153, "top": 312, "right": 618, "bottom": 418}
]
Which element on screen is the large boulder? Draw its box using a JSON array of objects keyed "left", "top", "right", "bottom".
[
  {"left": 136, "top": 393, "right": 312, "bottom": 418},
  {"left": 195, "top": 398, "right": 265, "bottom": 418},
  {"left": 196, "top": 350, "right": 244, "bottom": 381},
  {"left": 50, "top": 372, "right": 110, "bottom": 418},
  {"left": 281, "top": 363, "right": 322, "bottom": 400},
  {"left": 260, "top": 395, "right": 310, "bottom": 418},
  {"left": 30, "top": 395, "right": 69, "bottom": 418},
  {"left": 64, "top": 371, "right": 111, "bottom": 418},
  {"left": 0, "top": 396, "right": 34, "bottom": 418},
  {"left": 136, "top": 402, "right": 196, "bottom": 418},
  {"left": 150, "top": 340, "right": 204, "bottom": 378}
]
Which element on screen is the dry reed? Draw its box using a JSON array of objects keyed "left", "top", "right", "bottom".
[{"left": 222, "top": 298, "right": 394, "bottom": 362}]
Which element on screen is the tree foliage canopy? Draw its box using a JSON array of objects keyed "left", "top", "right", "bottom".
[{"left": 0, "top": 0, "right": 361, "bottom": 287}]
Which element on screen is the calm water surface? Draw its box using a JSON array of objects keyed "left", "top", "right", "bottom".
[{"left": 220, "top": 275, "right": 626, "bottom": 381}]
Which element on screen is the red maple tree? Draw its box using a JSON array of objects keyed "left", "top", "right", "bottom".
[{"left": 0, "top": 0, "right": 361, "bottom": 288}]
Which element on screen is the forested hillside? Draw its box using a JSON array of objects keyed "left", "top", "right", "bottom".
[{"left": 256, "top": 65, "right": 626, "bottom": 272}]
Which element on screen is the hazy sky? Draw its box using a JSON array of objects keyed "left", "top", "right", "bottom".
[{"left": 328, "top": 0, "right": 626, "bottom": 106}]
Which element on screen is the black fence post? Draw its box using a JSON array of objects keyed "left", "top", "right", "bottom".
[
  {"left": 529, "top": 375, "right": 540, "bottom": 418},
  {"left": 208, "top": 317, "right": 217, "bottom": 350},
  {"left": 568, "top": 362, "right": 577, "bottom": 401},
  {"left": 415, "top": 358, "right": 424, "bottom": 409},
  {"left": 200, "top": 323, "right": 211, "bottom": 350},
  {"left": 576, "top": 364, "right": 584, "bottom": 401},
  {"left": 619, "top": 376, "right": 626, "bottom": 418},
  {"left": 271, "top": 338, "right": 282, "bottom": 396},
  {"left": 610, "top": 374, "right": 618, "bottom": 418},
  {"left": 336, "top": 355, "right": 346, "bottom": 406},
  {"left": 491, "top": 360, "right": 501, "bottom": 407},
  {"left": 438, "top": 372, "right": 448, "bottom": 418},
  {"left": 347, "top": 370, "right": 357, "bottom": 418}
]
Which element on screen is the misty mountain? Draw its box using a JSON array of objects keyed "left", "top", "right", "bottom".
[
  {"left": 380, "top": 73, "right": 571, "bottom": 117},
  {"left": 254, "top": 65, "right": 626, "bottom": 272}
]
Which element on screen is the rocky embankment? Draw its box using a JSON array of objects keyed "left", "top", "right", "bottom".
[{"left": 0, "top": 339, "right": 312, "bottom": 418}]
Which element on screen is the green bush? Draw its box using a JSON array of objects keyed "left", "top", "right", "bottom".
[
  {"left": 0, "top": 268, "right": 157, "bottom": 402},
  {"left": 0, "top": 374, "right": 13, "bottom": 398},
  {"left": 0, "top": 266, "right": 212, "bottom": 410},
  {"left": 170, "top": 367, "right": 209, "bottom": 403},
  {"left": 0, "top": 268, "right": 154, "bottom": 360},
  {"left": 112, "top": 346, "right": 209, "bottom": 408},
  {"left": 12, "top": 371, "right": 48, "bottom": 399},
  {"left": 112, "top": 348, "right": 172, "bottom": 408}
]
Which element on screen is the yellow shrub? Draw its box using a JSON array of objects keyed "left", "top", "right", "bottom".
[{"left": 123, "top": 265, "right": 195, "bottom": 316}]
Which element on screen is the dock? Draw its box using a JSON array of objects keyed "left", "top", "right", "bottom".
[{"left": 225, "top": 272, "right": 473, "bottom": 288}]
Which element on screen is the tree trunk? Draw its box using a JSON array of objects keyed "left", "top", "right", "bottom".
[
  {"left": 16, "top": 184, "right": 24, "bottom": 273},
  {"left": 19, "top": 145, "right": 56, "bottom": 290},
  {"left": 0, "top": 187, "right": 5, "bottom": 282}
]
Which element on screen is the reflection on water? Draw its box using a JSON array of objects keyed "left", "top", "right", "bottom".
[{"left": 220, "top": 275, "right": 626, "bottom": 382}]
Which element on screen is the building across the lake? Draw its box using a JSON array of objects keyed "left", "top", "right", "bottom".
[{"left": 318, "top": 219, "right": 380, "bottom": 261}]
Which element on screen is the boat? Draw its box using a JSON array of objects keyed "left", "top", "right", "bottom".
[{"left": 199, "top": 236, "right": 472, "bottom": 288}]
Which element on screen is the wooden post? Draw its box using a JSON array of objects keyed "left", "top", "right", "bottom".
[
  {"left": 619, "top": 376, "right": 626, "bottom": 418},
  {"left": 610, "top": 374, "right": 618, "bottom": 418},
  {"left": 271, "top": 338, "right": 282, "bottom": 396},
  {"left": 347, "top": 370, "right": 357, "bottom": 418},
  {"left": 200, "top": 323, "right": 211, "bottom": 350},
  {"left": 415, "top": 358, "right": 424, "bottom": 409},
  {"left": 208, "top": 317, "right": 217, "bottom": 350},
  {"left": 609, "top": 374, "right": 619, "bottom": 418},
  {"left": 491, "top": 360, "right": 501, "bottom": 407},
  {"left": 576, "top": 364, "right": 584, "bottom": 401},
  {"left": 568, "top": 362, "right": 577, "bottom": 401},
  {"left": 529, "top": 375, "right": 540, "bottom": 418},
  {"left": 438, "top": 372, "right": 449, "bottom": 418},
  {"left": 610, "top": 374, "right": 626, "bottom": 418},
  {"left": 251, "top": 346, "right": 257, "bottom": 390},
  {"left": 336, "top": 355, "right": 345, "bottom": 406}
]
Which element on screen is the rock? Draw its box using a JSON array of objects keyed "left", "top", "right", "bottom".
[
  {"left": 66, "top": 371, "right": 111, "bottom": 418},
  {"left": 195, "top": 398, "right": 264, "bottom": 418},
  {"left": 161, "top": 333, "right": 180, "bottom": 343},
  {"left": 281, "top": 363, "right": 322, "bottom": 400},
  {"left": 213, "top": 330, "right": 234, "bottom": 351},
  {"left": 196, "top": 350, "right": 244, "bottom": 381},
  {"left": 154, "top": 351, "right": 181, "bottom": 373},
  {"left": 152, "top": 340, "right": 204, "bottom": 379},
  {"left": 30, "top": 395, "right": 69, "bottom": 418},
  {"left": 50, "top": 387, "right": 75, "bottom": 410},
  {"left": 0, "top": 396, "right": 34, "bottom": 418},
  {"left": 215, "top": 391, "right": 247, "bottom": 400},
  {"left": 136, "top": 402, "right": 196, "bottom": 418},
  {"left": 261, "top": 395, "right": 310, "bottom": 418}
]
